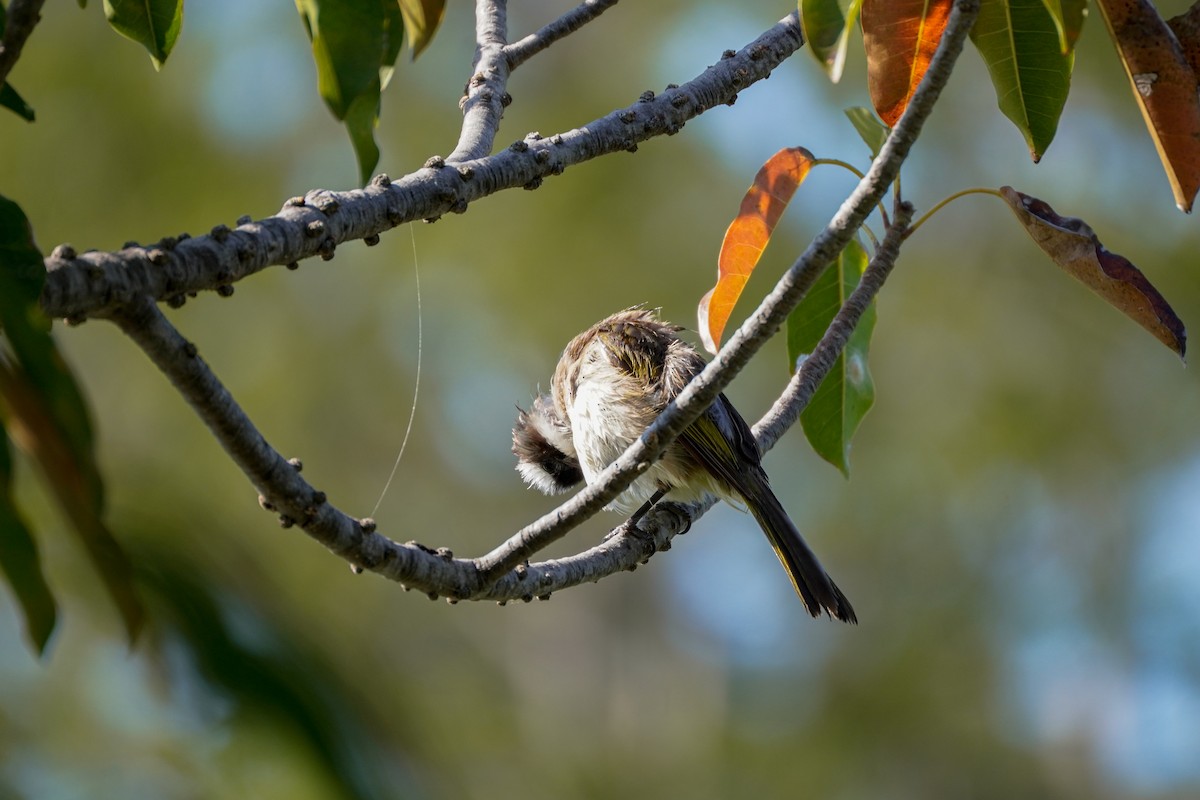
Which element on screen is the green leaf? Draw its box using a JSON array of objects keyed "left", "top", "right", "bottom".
[
  {"left": 380, "top": 0, "right": 405, "bottom": 90},
  {"left": 800, "top": 0, "right": 864, "bottom": 82},
  {"left": 78, "top": 0, "right": 89, "bottom": 8},
  {"left": 344, "top": 85, "right": 382, "bottom": 187},
  {"left": 0, "top": 427, "right": 58, "bottom": 656},
  {"left": 398, "top": 0, "right": 446, "bottom": 59},
  {"left": 0, "top": 82, "right": 35, "bottom": 122},
  {"left": 844, "top": 106, "right": 890, "bottom": 158},
  {"left": 0, "top": 195, "right": 144, "bottom": 645},
  {"left": 296, "top": 0, "right": 401, "bottom": 183},
  {"left": 0, "top": 195, "right": 46, "bottom": 332},
  {"left": 1040, "top": 0, "right": 1087, "bottom": 53},
  {"left": 787, "top": 239, "right": 876, "bottom": 477},
  {"left": 800, "top": 0, "right": 844, "bottom": 72},
  {"left": 969, "top": 0, "right": 1075, "bottom": 162},
  {"left": 102, "top": 0, "right": 184, "bottom": 70}
]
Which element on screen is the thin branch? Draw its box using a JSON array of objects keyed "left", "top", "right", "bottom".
[
  {"left": 40, "top": 13, "right": 805, "bottom": 323},
  {"left": 474, "top": 0, "right": 981, "bottom": 585},
  {"left": 504, "top": 0, "right": 620, "bottom": 70},
  {"left": 0, "top": 0, "right": 46, "bottom": 87},
  {"left": 447, "top": 0, "right": 511, "bottom": 163},
  {"left": 754, "top": 202, "right": 914, "bottom": 451}
]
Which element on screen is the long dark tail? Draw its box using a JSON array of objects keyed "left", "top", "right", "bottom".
[{"left": 742, "top": 475, "right": 856, "bottom": 623}]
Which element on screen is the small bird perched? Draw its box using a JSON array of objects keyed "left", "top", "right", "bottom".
[{"left": 513, "top": 308, "right": 856, "bottom": 623}]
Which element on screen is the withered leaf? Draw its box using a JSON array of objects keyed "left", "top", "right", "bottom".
[{"left": 1000, "top": 186, "right": 1186, "bottom": 358}]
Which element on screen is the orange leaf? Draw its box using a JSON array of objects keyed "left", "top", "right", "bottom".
[
  {"left": 1000, "top": 186, "right": 1186, "bottom": 358},
  {"left": 1096, "top": 0, "right": 1200, "bottom": 212},
  {"left": 698, "top": 147, "right": 815, "bottom": 353},
  {"left": 862, "top": 0, "right": 953, "bottom": 126}
]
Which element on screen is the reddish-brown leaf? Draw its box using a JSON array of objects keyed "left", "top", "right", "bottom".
[
  {"left": 1000, "top": 186, "right": 1186, "bottom": 358},
  {"left": 698, "top": 147, "right": 815, "bottom": 353},
  {"left": 1096, "top": 0, "right": 1200, "bottom": 212},
  {"left": 862, "top": 0, "right": 953, "bottom": 126}
]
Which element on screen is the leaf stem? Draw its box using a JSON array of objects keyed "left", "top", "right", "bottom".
[
  {"left": 905, "top": 187, "right": 1003, "bottom": 239},
  {"left": 812, "top": 158, "right": 886, "bottom": 244},
  {"left": 813, "top": 157, "right": 866, "bottom": 179}
]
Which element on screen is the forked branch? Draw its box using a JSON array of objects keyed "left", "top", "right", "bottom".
[{"left": 94, "top": 2, "right": 978, "bottom": 604}]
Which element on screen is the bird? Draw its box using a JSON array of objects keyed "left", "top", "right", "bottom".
[{"left": 512, "top": 308, "right": 856, "bottom": 622}]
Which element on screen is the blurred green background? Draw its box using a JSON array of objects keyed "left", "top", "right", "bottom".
[{"left": 3, "top": 1, "right": 1200, "bottom": 798}]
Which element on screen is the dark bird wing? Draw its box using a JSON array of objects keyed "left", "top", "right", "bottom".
[{"left": 665, "top": 343, "right": 856, "bottom": 622}]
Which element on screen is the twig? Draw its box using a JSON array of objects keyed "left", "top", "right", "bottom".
[
  {"left": 457, "top": 0, "right": 624, "bottom": 160},
  {"left": 474, "top": 0, "right": 981, "bottom": 584},
  {"left": 754, "top": 202, "right": 914, "bottom": 451},
  {"left": 504, "top": 0, "right": 620, "bottom": 70},
  {"left": 0, "top": 0, "right": 46, "bottom": 87},
  {"left": 447, "top": 0, "right": 511, "bottom": 163},
  {"left": 40, "top": 13, "right": 806, "bottom": 323}
]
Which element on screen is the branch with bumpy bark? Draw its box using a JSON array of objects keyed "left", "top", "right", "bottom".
[
  {"left": 90, "top": 2, "right": 978, "bottom": 605},
  {"left": 39, "top": 12, "right": 804, "bottom": 323},
  {"left": 447, "top": 0, "right": 511, "bottom": 163},
  {"left": 106, "top": 199, "right": 914, "bottom": 605},
  {"left": 75, "top": 10, "right": 804, "bottom": 604}
]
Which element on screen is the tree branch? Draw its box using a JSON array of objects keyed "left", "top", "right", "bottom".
[
  {"left": 753, "top": 202, "right": 914, "bottom": 452},
  {"left": 39, "top": 13, "right": 804, "bottom": 323},
  {"left": 447, "top": 0, "right": 510, "bottom": 163},
  {"left": 504, "top": 0, "right": 620, "bottom": 70},
  {"left": 0, "top": 0, "right": 45, "bottom": 88},
  {"left": 89, "top": 11, "right": 813, "bottom": 605},
  {"left": 78, "top": 2, "right": 978, "bottom": 605},
  {"left": 474, "top": 0, "right": 980, "bottom": 585}
]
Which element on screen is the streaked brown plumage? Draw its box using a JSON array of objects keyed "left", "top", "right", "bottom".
[{"left": 514, "top": 308, "right": 856, "bottom": 623}]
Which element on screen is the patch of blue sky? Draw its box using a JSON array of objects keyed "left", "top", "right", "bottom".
[
  {"left": 998, "top": 454, "right": 1200, "bottom": 791},
  {"left": 662, "top": 503, "right": 842, "bottom": 672},
  {"left": 189, "top": 0, "right": 315, "bottom": 145}
]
